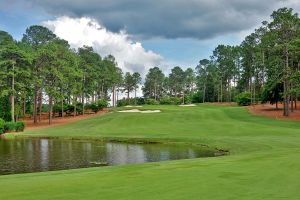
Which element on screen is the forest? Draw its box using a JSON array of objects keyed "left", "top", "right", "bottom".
[{"left": 1, "top": 7, "right": 300, "bottom": 125}]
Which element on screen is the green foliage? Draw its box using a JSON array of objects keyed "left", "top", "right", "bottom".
[
  {"left": 86, "top": 99, "right": 108, "bottom": 113},
  {"left": 170, "top": 97, "right": 181, "bottom": 105},
  {"left": 4, "top": 122, "right": 15, "bottom": 132},
  {"left": 117, "top": 98, "right": 145, "bottom": 107},
  {"left": 159, "top": 96, "right": 172, "bottom": 105},
  {"left": 0, "top": 118, "right": 5, "bottom": 134},
  {"left": 97, "top": 99, "right": 108, "bottom": 110},
  {"left": 159, "top": 96, "right": 181, "bottom": 105},
  {"left": 145, "top": 98, "right": 159, "bottom": 105},
  {"left": 235, "top": 92, "right": 251, "bottom": 106},
  {"left": 192, "top": 91, "right": 204, "bottom": 103},
  {"left": 261, "top": 81, "right": 283, "bottom": 105},
  {"left": 184, "top": 95, "right": 192, "bottom": 104},
  {"left": 15, "top": 122, "right": 25, "bottom": 132},
  {"left": 3, "top": 121, "right": 25, "bottom": 132},
  {"left": 0, "top": 96, "right": 11, "bottom": 121}
]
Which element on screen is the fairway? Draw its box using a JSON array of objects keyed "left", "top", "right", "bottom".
[{"left": 1, "top": 105, "right": 300, "bottom": 200}]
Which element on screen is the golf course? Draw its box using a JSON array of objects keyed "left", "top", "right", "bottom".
[{"left": 0, "top": 104, "right": 299, "bottom": 200}]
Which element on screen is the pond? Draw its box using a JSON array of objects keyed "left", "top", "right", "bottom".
[{"left": 0, "top": 138, "right": 220, "bottom": 175}]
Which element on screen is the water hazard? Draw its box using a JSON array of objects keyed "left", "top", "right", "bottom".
[{"left": 0, "top": 138, "right": 220, "bottom": 175}]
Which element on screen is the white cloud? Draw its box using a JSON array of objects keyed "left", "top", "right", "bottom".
[{"left": 43, "top": 16, "right": 163, "bottom": 76}]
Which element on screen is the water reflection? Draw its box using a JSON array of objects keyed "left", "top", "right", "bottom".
[{"left": 0, "top": 138, "right": 217, "bottom": 175}]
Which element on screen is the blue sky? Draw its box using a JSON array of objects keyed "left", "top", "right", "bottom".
[{"left": 0, "top": 0, "right": 299, "bottom": 74}]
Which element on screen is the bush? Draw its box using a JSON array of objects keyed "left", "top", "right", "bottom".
[
  {"left": 86, "top": 103, "right": 98, "bottom": 113},
  {"left": 0, "top": 96, "right": 11, "bottom": 121},
  {"left": 15, "top": 122, "right": 25, "bottom": 132},
  {"left": 170, "top": 97, "right": 181, "bottom": 105},
  {"left": 184, "top": 95, "right": 192, "bottom": 104},
  {"left": 3, "top": 121, "right": 25, "bottom": 133},
  {"left": 235, "top": 92, "right": 251, "bottom": 106},
  {"left": 97, "top": 99, "right": 108, "bottom": 110},
  {"left": 117, "top": 98, "right": 145, "bottom": 107},
  {"left": 159, "top": 96, "right": 172, "bottom": 105},
  {"left": 159, "top": 96, "right": 181, "bottom": 105},
  {"left": 0, "top": 118, "right": 5, "bottom": 134},
  {"left": 145, "top": 98, "right": 159, "bottom": 105},
  {"left": 86, "top": 99, "right": 108, "bottom": 113},
  {"left": 192, "top": 91, "right": 204, "bottom": 103},
  {"left": 4, "top": 122, "right": 15, "bottom": 132}
]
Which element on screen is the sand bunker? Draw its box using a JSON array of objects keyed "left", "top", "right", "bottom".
[
  {"left": 118, "top": 109, "right": 161, "bottom": 113},
  {"left": 124, "top": 105, "right": 143, "bottom": 108},
  {"left": 179, "top": 104, "right": 196, "bottom": 107}
]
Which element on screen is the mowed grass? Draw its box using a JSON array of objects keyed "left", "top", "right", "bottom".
[{"left": 1, "top": 104, "right": 300, "bottom": 199}]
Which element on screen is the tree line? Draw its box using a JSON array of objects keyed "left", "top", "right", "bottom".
[
  {"left": 0, "top": 25, "right": 143, "bottom": 124},
  {"left": 142, "top": 7, "right": 300, "bottom": 116}
]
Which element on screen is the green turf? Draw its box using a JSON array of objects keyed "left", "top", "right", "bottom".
[{"left": 1, "top": 104, "right": 300, "bottom": 199}]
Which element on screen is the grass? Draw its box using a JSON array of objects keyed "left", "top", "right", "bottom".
[{"left": 1, "top": 104, "right": 300, "bottom": 199}]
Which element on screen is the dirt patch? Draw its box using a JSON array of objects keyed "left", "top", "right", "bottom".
[
  {"left": 118, "top": 109, "right": 161, "bottom": 113},
  {"left": 248, "top": 103, "right": 300, "bottom": 121},
  {"left": 124, "top": 105, "right": 143, "bottom": 108},
  {"left": 22, "top": 109, "right": 109, "bottom": 130}
]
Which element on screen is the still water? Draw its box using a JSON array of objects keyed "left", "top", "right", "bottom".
[{"left": 0, "top": 138, "right": 218, "bottom": 175}]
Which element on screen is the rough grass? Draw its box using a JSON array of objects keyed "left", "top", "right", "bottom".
[{"left": 1, "top": 104, "right": 300, "bottom": 200}]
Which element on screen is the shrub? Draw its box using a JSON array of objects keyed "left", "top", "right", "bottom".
[
  {"left": 86, "top": 103, "right": 98, "bottom": 113},
  {"left": 117, "top": 98, "right": 129, "bottom": 107},
  {"left": 3, "top": 121, "right": 25, "bottom": 133},
  {"left": 15, "top": 122, "right": 25, "bottom": 132},
  {"left": 4, "top": 122, "right": 15, "bottom": 132},
  {"left": 0, "top": 118, "right": 5, "bottom": 134},
  {"left": 192, "top": 91, "right": 204, "bottom": 103},
  {"left": 145, "top": 98, "right": 159, "bottom": 105},
  {"left": 97, "top": 99, "right": 108, "bottom": 110},
  {"left": 160, "top": 96, "right": 172, "bottom": 105},
  {"left": 170, "top": 97, "right": 181, "bottom": 105},
  {"left": 184, "top": 95, "right": 192, "bottom": 104},
  {"left": 159, "top": 96, "right": 181, "bottom": 105},
  {"left": 4, "top": 122, "right": 25, "bottom": 132},
  {"left": 235, "top": 92, "right": 251, "bottom": 106},
  {"left": 0, "top": 96, "right": 11, "bottom": 121},
  {"left": 117, "top": 98, "right": 145, "bottom": 107}
]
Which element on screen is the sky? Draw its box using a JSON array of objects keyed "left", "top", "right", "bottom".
[{"left": 1, "top": 0, "right": 300, "bottom": 77}]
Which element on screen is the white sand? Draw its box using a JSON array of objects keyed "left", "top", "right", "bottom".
[
  {"left": 179, "top": 104, "right": 196, "bottom": 107},
  {"left": 124, "top": 105, "right": 143, "bottom": 108},
  {"left": 118, "top": 109, "right": 161, "bottom": 113}
]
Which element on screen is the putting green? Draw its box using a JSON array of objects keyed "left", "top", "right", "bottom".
[{"left": 1, "top": 105, "right": 300, "bottom": 200}]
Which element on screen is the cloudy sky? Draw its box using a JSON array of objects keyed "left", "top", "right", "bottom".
[{"left": 0, "top": 0, "right": 300, "bottom": 76}]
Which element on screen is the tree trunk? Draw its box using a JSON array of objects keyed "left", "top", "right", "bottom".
[
  {"left": 112, "top": 86, "right": 116, "bottom": 107},
  {"left": 61, "top": 100, "right": 64, "bottom": 117},
  {"left": 82, "top": 95, "right": 85, "bottom": 115},
  {"left": 220, "top": 81, "right": 223, "bottom": 103},
  {"left": 283, "top": 47, "right": 289, "bottom": 117},
  {"left": 74, "top": 99, "right": 77, "bottom": 117},
  {"left": 48, "top": 96, "right": 53, "bottom": 125},
  {"left": 134, "top": 88, "right": 137, "bottom": 105},
  {"left": 11, "top": 63, "right": 15, "bottom": 122},
  {"left": 23, "top": 96, "right": 26, "bottom": 117},
  {"left": 203, "top": 85, "right": 206, "bottom": 103},
  {"left": 33, "top": 87, "right": 38, "bottom": 123},
  {"left": 291, "top": 96, "right": 294, "bottom": 112},
  {"left": 154, "top": 83, "right": 157, "bottom": 100},
  {"left": 38, "top": 90, "right": 42, "bottom": 122}
]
